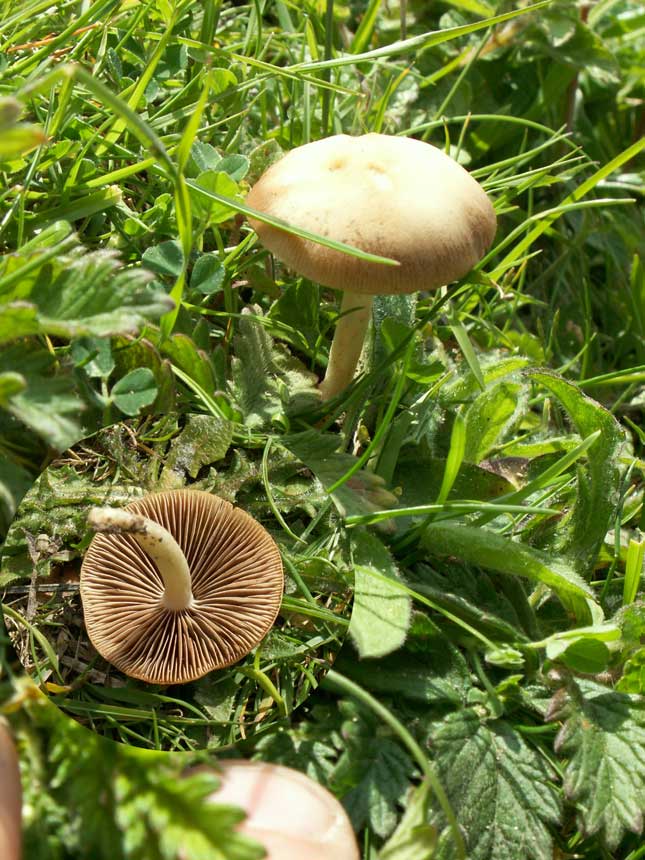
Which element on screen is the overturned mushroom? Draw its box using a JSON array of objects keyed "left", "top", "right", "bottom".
[{"left": 80, "top": 489, "right": 284, "bottom": 685}]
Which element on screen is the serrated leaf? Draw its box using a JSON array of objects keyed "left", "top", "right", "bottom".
[
  {"left": 348, "top": 531, "right": 411, "bottom": 658},
  {"left": 0, "top": 231, "right": 173, "bottom": 340},
  {"left": 0, "top": 342, "right": 83, "bottom": 449},
  {"left": 553, "top": 679, "right": 645, "bottom": 849},
  {"left": 431, "top": 710, "right": 560, "bottom": 860},
  {"left": 332, "top": 704, "right": 416, "bottom": 838},
  {"left": 111, "top": 368, "right": 158, "bottom": 416},
  {"left": 336, "top": 639, "right": 470, "bottom": 705}
]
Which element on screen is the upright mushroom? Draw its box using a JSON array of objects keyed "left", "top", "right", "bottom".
[
  {"left": 246, "top": 133, "right": 496, "bottom": 399},
  {"left": 80, "top": 489, "right": 284, "bottom": 685}
]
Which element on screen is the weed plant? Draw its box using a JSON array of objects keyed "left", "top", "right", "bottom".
[{"left": 0, "top": 1, "right": 644, "bottom": 858}]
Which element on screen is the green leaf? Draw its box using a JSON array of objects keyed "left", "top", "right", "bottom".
[
  {"left": 142, "top": 240, "right": 184, "bottom": 279},
  {"left": 190, "top": 170, "right": 242, "bottom": 223},
  {"left": 464, "top": 381, "right": 525, "bottom": 463},
  {"left": 190, "top": 253, "right": 225, "bottom": 296},
  {"left": 528, "top": 371, "right": 623, "bottom": 576},
  {"left": 0, "top": 303, "right": 40, "bottom": 343},
  {"left": 0, "top": 342, "right": 83, "bottom": 449},
  {"left": 552, "top": 679, "right": 645, "bottom": 849},
  {"left": 70, "top": 336, "right": 115, "bottom": 379},
  {"left": 431, "top": 710, "right": 560, "bottom": 860},
  {"left": 111, "top": 368, "right": 158, "bottom": 416},
  {"left": 421, "top": 522, "right": 598, "bottom": 623},
  {"left": 0, "top": 228, "right": 174, "bottom": 340},
  {"left": 230, "top": 309, "right": 319, "bottom": 429},
  {"left": 348, "top": 531, "right": 412, "bottom": 659},
  {"left": 557, "top": 639, "right": 611, "bottom": 673},
  {"left": 331, "top": 702, "right": 416, "bottom": 838},
  {"left": 336, "top": 637, "right": 470, "bottom": 706},
  {"left": 159, "top": 333, "right": 216, "bottom": 393},
  {"left": 283, "top": 429, "right": 399, "bottom": 520},
  {"left": 380, "top": 781, "right": 437, "bottom": 860},
  {"left": 164, "top": 414, "right": 233, "bottom": 478}
]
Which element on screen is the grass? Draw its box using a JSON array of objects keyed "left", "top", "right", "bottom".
[{"left": 1, "top": 0, "right": 644, "bottom": 858}]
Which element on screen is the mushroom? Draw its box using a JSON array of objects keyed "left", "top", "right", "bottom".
[
  {"left": 246, "top": 133, "right": 497, "bottom": 399},
  {"left": 80, "top": 489, "right": 284, "bottom": 685},
  {"left": 205, "top": 760, "right": 360, "bottom": 860},
  {"left": 0, "top": 721, "right": 21, "bottom": 860}
]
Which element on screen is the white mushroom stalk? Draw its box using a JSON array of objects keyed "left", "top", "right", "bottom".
[
  {"left": 319, "top": 292, "right": 373, "bottom": 401},
  {"left": 87, "top": 507, "right": 194, "bottom": 611}
]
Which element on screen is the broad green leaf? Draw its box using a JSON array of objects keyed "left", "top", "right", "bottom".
[
  {"left": 421, "top": 523, "right": 597, "bottom": 622},
  {"left": 0, "top": 303, "right": 40, "bottom": 343},
  {"left": 349, "top": 531, "right": 411, "bottom": 658},
  {"left": 552, "top": 679, "right": 645, "bottom": 849},
  {"left": 191, "top": 170, "right": 242, "bottom": 223},
  {"left": 431, "top": 710, "right": 560, "bottom": 860},
  {"left": 557, "top": 639, "right": 611, "bottom": 673},
  {"left": 159, "top": 332, "right": 216, "bottom": 393},
  {"left": 380, "top": 781, "right": 437, "bottom": 860},
  {"left": 141, "top": 240, "right": 184, "bottom": 279},
  {"left": 528, "top": 370, "right": 624, "bottom": 575},
  {"left": 190, "top": 253, "right": 225, "bottom": 296},
  {"left": 70, "top": 336, "right": 115, "bottom": 379},
  {"left": 336, "top": 639, "right": 470, "bottom": 705},
  {"left": 0, "top": 231, "right": 173, "bottom": 340},
  {"left": 111, "top": 368, "right": 158, "bottom": 416}
]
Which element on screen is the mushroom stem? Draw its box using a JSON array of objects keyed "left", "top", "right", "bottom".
[
  {"left": 319, "top": 291, "right": 373, "bottom": 401},
  {"left": 87, "top": 507, "right": 194, "bottom": 611}
]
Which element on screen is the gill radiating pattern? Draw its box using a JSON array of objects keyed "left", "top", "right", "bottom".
[{"left": 80, "top": 489, "right": 284, "bottom": 685}]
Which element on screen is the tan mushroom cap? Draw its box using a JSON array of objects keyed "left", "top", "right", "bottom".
[
  {"left": 80, "top": 489, "right": 284, "bottom": 685},
  {"left": 246, "top": 133, "right": 497, "bottom": 296}
]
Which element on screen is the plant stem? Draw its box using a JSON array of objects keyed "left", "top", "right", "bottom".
[
  {"left": 87, "top": 507, "right": 194, "bottom": 611},
  {"left": 319, "top": 292, "right": 373, "bottom": 400},
  {"left": 323, "top": 669, "right": 466, "bottom": 859}
]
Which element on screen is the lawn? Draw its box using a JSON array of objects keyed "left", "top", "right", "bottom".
[{"left": 1, "top": 0, "right": 644, "bottom": 858}]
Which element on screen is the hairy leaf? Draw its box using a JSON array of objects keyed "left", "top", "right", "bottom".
[
  {"left": 421, "top": 522, "right": 597, "bottom": 622},
  {"left": 349, "top": 530, "right": 412, "bottom": 658},
  {"left": 431, "top": 710, "right": 560, "bottom": 860},
  {"left": 552, "top": 679, "right": 645, "bottom": 849}
]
